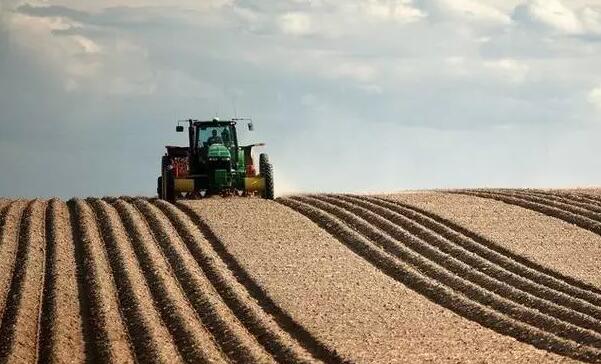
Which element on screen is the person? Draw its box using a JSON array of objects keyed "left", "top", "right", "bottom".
[
  {"left": 221, "top": 129, "right": 231, "bottom": 145},
  {"left": 207, "top": 129, "right": 223, "bottom": 145}
]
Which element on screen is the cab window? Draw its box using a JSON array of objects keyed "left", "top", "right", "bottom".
[{"left": 198, "top": 126, "right": 234, "bottom": 147}]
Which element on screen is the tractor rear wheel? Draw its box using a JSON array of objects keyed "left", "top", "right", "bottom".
[
  {"left": 157, "top": 176, "right": 163, "bottom": 198},
  {"left": 161, "top": 156, "right": 176, "bottom": 203},
  {"left": 165, "top": 170, "right": 176, "bottom": 203},
  {"left": 259, "top": 153, "right": 269, "bottom": 166},
  {"left": 259, "top": 153, "right": 274, "bottom": 200}
]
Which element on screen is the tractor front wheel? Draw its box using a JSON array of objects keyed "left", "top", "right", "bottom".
[{"left": 259, "top": 153, "right": 274, "bottom": 200}]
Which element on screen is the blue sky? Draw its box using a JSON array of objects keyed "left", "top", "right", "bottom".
[{"left": 1, "top": 0, "right": 601, "bottom": 198}]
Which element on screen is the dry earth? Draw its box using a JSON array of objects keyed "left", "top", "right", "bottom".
[{"left": 0, "top": 189, "right": 599, "bottom": 363}]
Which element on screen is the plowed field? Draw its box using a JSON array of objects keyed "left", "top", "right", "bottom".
[{"left": 0, "top": 190, "right": 600, "bottom": 363}]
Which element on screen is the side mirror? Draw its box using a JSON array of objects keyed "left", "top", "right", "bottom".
[
  {"left": 176, "top": 125, "right": 184, "bottom": 132},
  {"left": 248, "top": 122, "right": 254, "bottom": 131}
]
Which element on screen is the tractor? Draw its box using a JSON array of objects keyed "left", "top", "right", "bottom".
[{"left": 157, "top": 118, "right": 274, "bottom": 202}]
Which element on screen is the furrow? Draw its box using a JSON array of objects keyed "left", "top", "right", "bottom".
[
  {"left": 278, "top": 197, "right": 601, "bottom": 363},
  {"left": 344, "top": 194, "right": 601, "bottom": 321},
  {"left": 88, "top": 198, "right": 183, "bottom": 363},
  {"left": 454, "top": 190, "right": 601, "bottom": 240},
  {"left": 156, "top": 199, "right": 331, "bottom": 363},
  {"left": 491, "top": 190, "right": 601, "bottom": 222},
  {"left": 109, "top": 198, "right": 229, "bottom": 364},
  {"left": 512, "top": 190, "right": 601, "bottom": 215},
  {"left": 297, "top": 195, "right": 601, "bottom": 349},
  {"left": 37, "top": 199, "right": 85, "bottom": 363},
  {"left": 372, "top": 194, "right": 601, "bottom": 299},
  {"left": 127, "top": 198, "right": 273, "bottom": 363},
  {"left": 0, "top": 201, "right": 26, "bottom": 322},
  {"left": 68, "top": 199, "right": 135, "bottom": 363},
  {"left": 0, "top": 200, "right": 46, "bottom": 363},
  {"left": 572, "top": 193, "right": 601, "bottom": 207}
]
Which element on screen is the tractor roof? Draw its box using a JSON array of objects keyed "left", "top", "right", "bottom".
[{"left": 193, "top": 119, "right": 236, "bottom": 127}]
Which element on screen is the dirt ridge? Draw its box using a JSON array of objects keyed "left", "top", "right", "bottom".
[
  {"left": 453, "top": 190, "right": 601, "bottom": 237},
  {"left": 374, "top": 194, "right": 601, "bottom": 297},
  {"left": 126, "top": 198, "right": 271, "bottom": 363},
  {"left": 279, "top": 196, "right": 601, "bottom": 363},
  {"left": 518, "top": 190, "right": 601, "bottom": 214},
  {"left": 88, "top": 198, "right": 184, "bottom": 363},
  {"left": 37, "top": 199, "right": 85, "bottom": 363},
  {"left": 109, "top": 198, "right": 226, "bottom": 363},
  {"left": 290, "top": 195, "right": 601, "bottom": 346},
  {"left": 0, "top": 201, "right": 26, "bottom": 325},
  {"left": 68, "top": 199, "right": 136, "bottom": 363},
  {"left": 0, "top": 200, "right": 46, "bottom": 363},
  {"left": 168, "top": 199, "right": 339, "bottom": 363},
  {"left": 338, "top": 194, "right": 601, "bottom": 322}
]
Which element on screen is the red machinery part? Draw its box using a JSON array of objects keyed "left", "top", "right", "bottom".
[
  {"left": 246, "top": 163, "right": 257, "bottom": 177},
  {"left": 172, "top": 157, "right": 189, "bottom": 177}
]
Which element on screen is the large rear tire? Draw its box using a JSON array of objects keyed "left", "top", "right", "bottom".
[
  {"left": 259, "top": 153, "right": 269, "bottom": 166},
  {"left": 259, "top": 153, "right": 274, "bottom": 200},
  {"left": 157, "top": 176, "right": 163, "bottom": 198},
  {"left": 161, "top": 156, "right": 176, "bottom": 203},
  {"left": 165, "top": 170, "right": 176, "bottom": 203}
]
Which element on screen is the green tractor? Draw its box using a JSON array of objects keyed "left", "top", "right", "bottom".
[{"left": 157, "top": 118, "right": 274, "bottom": 202}]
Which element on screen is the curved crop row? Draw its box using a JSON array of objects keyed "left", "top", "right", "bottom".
[
  {"left": 157, "top": 199, "right": 338, "bottom": 363},
  {"left": 380, "top": 196, "right": 601, "bottom": 296},
  {"left": 37, "top": 199, "right": 85, "bottom": 363},
  {"left": 370, "top": 194, "right": 601, "bottom": 300},
  {"left": 567, "top": 192, "right": 601, "bottom": 207},
  {"left": 290, "top": 195, "right": 601, "bottom": 346},
  {"left": 0, "top": 200, "right": 46, "bottom": 363},
  {"left": 485, "top": 190, "right": 601, "bottom": 223},
  {"left": 328, "top": 194, "right": 601, "bottom": 324},
  {"left": 0, "top": 201, "right": 27, "bottom": 325},
  {"left": 514, "top": 190, "right": 601, "bottom": 215},
  {"left": 279, "top": 196, "right": 601, "bottom": 363},
  {"left": 87, "top": 199, "right": 183, "bottom": 363},
  {"left": 0, "top": 197, "right": 348, "bottom": 363},
  {"left": 454, "top": 190, "right": 601, "bottom": 238},
  {"left": 108, "top": 198, "right": 227, "bottom": 363},
  {"left": 457, "top": 189, "right": 601, "bottom": 241},
  {"left": 68, "top": 199, "right": 136, "bottom": 363},
  {"left": 499, "top": 190, "right": 601, "bottom": 222},
  {"left": 115, "top": 198, "right": 270, "bottom": 363}
]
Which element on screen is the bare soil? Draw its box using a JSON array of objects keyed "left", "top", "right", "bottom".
[
  {"left": 380, "top": 190, "right": 601, "bottom": 289},
  {"left": 186, "top": 198, "right": 571, "bottom": 363},
  {"left": 0, "top": 190, "right": 599, "bottom": 363}
]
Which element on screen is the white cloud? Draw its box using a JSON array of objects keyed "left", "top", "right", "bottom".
[
  {"left": 523, "top": 0, "right": 582, "bottom": 33},
  {"left": 72, "top": 35, "right": 101, "bottom": 53},
  {"left": 483, "top": 58, "right": 529, "bottom": 83},
  {"left": 278, "top": 11, "right": 313, "bottom": 35},
  {"left": 3, "top": 6, "right": 160, "bottom": 95},
  {"left": 581, "top": 7, "right": 601, "bottom": 34},
  {"left": 512, "top": 0, "right": 601, "bottom": 35},
  {"left": 361, "top": 0, "right": 426, "bottom": 23},
  {"left": 435, "top": 0, "right": 511, "bottom": 24},
  {"left": 31, "top": 0, "right": 233, "bottom": 13},
  {"left": 588, "top": 85, "right": 601, "bottom": 111},
  {"left": 329, "top": 62, "right": 377, "bottom": 82}
]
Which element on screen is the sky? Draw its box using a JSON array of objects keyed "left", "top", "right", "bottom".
[{"left": 1, "top": 0, "right": 601, "bottom": 198}]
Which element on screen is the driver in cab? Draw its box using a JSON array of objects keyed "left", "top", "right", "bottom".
[{"left": 207, "top": 129, "right": 223, "bottom": 145}]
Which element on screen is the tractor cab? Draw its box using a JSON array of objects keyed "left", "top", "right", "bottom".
[{"left": 158, "top": 118, "right": 274, "bottom": 202}]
